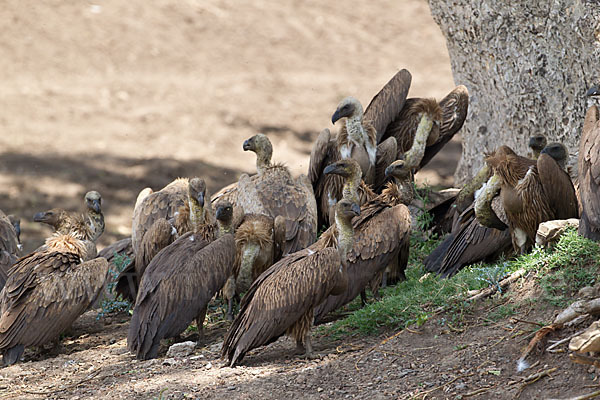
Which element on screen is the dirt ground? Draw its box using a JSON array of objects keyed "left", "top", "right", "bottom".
[{"left": 0, "top": 1, "right": 589, "bottom": 399}]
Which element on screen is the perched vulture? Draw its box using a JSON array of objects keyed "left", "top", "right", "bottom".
[
  {"left": 314, "top": 159, "right": 412, "bottom": 322},
  {"left": 487, "top": 143, "right": 578, "bottom": 253},
  {"left": 235, "top": 134, "right": 317, "bottom": 255},
  {"left": 0, "top": 211, "right": 21, "bottom": 290},
  {"left": 131, "top": 178, "right": 214, "bottom": 285},
  {"left": 222, "top": 213, "right": 286, "bottom": 320},
  {"left": 127, "top": 202, "right": 235, "bottom": 360},
  {"left": 222, "top": 200, "right": 360, "bottom": 366},
  {"left": 33, "top": 190, "right": 105, "bottom": 243},
  {"left": 0, "top": 233, "right": 108, "bottom": 365},
  {"left": 528, "top": 135, "right": 547, "bottom": 160},
  {"left": 578, "top": 87, "right": 600, "bottom": 240}
]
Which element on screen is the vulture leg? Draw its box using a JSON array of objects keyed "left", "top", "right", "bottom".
[
  {"left": 2, "top": 345, "right": 24, "bottom": 366},
  {"left": 360, "top": 290, "right": 368, "bottom": 306},
  {"left": 301, "top": 331, "right": 317, "bottom": 360},
  {"left": 381, "top": 271, "right": 388, "bottom": 289},
  {"left": 196, "top": 307, "right": 207, "bottom": 343},
  {"left": 223, "top": 276, "right": 236, "bottom": 321}
]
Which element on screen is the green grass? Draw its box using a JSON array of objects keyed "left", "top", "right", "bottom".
[{"left": 323, "top": 228, "right": 600, "bottom": 337}]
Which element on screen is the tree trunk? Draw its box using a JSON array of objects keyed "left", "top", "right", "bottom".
[{"left": 428, "top": 0, "right": 600, "bottom": 183}]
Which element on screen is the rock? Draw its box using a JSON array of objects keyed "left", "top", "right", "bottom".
[
  {"left": 428, "top": 0, "right": 600, "bottom": 184},
  {"left": 535, "top": 219, "right": 579, "bottom": 247},
  {"left": 570, "top": 321, "right": 600, "bottom": 353},
  {"left": 162, "top": 358, "right": 177, "bottom": 366},
  {"left": 166, "top": 341, "right": 196, "bottom": 358}
]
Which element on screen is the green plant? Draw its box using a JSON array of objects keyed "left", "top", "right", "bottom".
[{"left": 97, "top": 251, "right": 133, "bottom": 319}]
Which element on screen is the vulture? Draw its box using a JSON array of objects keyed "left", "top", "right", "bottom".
[
  {"left": 528, "top": 135, "right": 547, "bottom": 160},
  {"left": 33, "top": 190, "right": 105, "bottom": 243},
  {"left": 578, "top": 87, "right": 600, "bottom": 240},
  {"left": 130, "top": 178, "right": 214, "bottom": 287},
  {"left": 222, "top": 213, "right": 286, "bottom": 320},
  {"left": 0, "top": 211, "right": 21, "bottom": 290},
  {"left": 314, "top": 159, "right": 412, "bottom": 323},
  {"left": 222, "top": 199, "right": 360, "bottom": 366},
  {"left": 0, "top": 233, "right": 109, "bottom": 365},
  {"left": 127, "top": 202, "right": 235, "bottom": 360},
  {"left": 235, "top": 134, "right": 317, "bottom": 255},
  {"left": 487, "top": 143, "right": 578, "bottom": 253}
]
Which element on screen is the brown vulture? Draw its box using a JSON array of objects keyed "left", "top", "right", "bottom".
[
  {"left": 0, "top": 233, "right": 109, "bottom": 365},
  {"left": 528, "top": 135, "right": 547, "bottom": 160},
  {"left": 222, "top": 213, "right": 286, "bottom": 320},
  {"left": 487, "top": 143, "right": 578, "bottom": 253},
  {"left": 578, "top": 86, "right": 600, "bottom": 240},
  {"left": 127, "top": 202, "right": 235, "bottom": 360},
  {"left": 0, "top": 211, "right": 21, "bottom": 290},
  {"left": 313, "top": 160, "right": 412, "bottom": 322},
  {"left": 33, "top": 190, "right": 105, "bottom": 243},
  {"left": 222, "top": 199, "right": 360, "bottom": 366},
  {"left": 235, "top": 134, "right": 317, "bottom": 255}
]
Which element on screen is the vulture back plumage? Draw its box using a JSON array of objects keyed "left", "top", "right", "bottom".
[
  {"left": 578, "top": 104, "right": 600, "bottom": 240},
  {"left": 0, "top": 234, "right": 108, "bottom": 365},
  {"left": 127, "top": 232, "right": 236, "bottom": 360}
]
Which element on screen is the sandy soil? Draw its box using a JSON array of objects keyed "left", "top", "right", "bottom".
[{"left": 2, "top": 1, "right": 589, "bottom": 400}]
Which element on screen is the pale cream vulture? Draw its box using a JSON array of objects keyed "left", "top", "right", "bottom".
[{"left": 222, "top": 199, "right": 359, "bottom": 366}]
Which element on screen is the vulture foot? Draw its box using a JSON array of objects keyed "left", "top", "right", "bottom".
[{"left": 2, "top": 345, "right": 24, "bottom": 366}]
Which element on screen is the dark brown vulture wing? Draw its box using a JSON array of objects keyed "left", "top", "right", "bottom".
[
  {"left": 0, "top": 253, "right": 108, "bottom": 365},
  {"left": 0, "top": 211, "right": 19, "bottom": 290},
  {"left": 537, "top": 153, "right": 579, "bottom": 220},
  {"left": 314, "top": 202, "right": 411, "bottom": 323},
  {"left": 222, "top": 247, "right": 341, "bottom": 366},
  {"left": 374, "top": 137, "right": 398, "bottom": 190},
  {"left": 419, "top": 85, "right": 469, "bottom": 168},
  {"left": 127, "top": 233, "right": 235, "bottom": 360},
  {"left": 363, "top": 69, "right": 412, "bottom": 143},
  {"left": 578, "top": 105, "right": 600, "bottom": 240},
  {"left": 135, "top": 218, "right": 177, "bottom": 278}
]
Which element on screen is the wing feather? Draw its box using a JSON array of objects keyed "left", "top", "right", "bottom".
[
  {"left": 537, "top": 154, "right": 578, "bottom": 220},
  {"left": 578, "top": 105, "right": 600, "bottom": 237}
]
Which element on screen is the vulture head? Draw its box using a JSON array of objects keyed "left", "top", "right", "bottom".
[
  {"left": 33, "top": 208, "right": 69, "bottom": 229},
  {"left": 84, "top": 191, "right": 102, "bottom": 214},
  {"left": 215, "top": 201, "right": 234, "bottom": 235},
  {"left": 188, "top": 178, "right": 207, "bottom": 209},
  {"left": 541, "top": 142, "right": 569, "bottom": 170},
  {"left": 331, "top": 97, "right": 363, "bottom": 125},
  {"left": 384, "top": 159, "right": 411, "bottom": 182},
  {"left": 243, "top": 134, "right": 273, "bottom": 172},
  {"left": 586, "top": 85, "right": 600, "bottom": 97},
  {"left": 528, "top": 135, "right": 547, "bottom": 159},
  {"left": 323, "top": 159, "right": 362, "bottom": 180}
]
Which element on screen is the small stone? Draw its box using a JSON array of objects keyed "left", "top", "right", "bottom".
[
  {"left": 189, "top": 355, "right": 205, "bottom": 361},
  {"left": 205, "top": 362, "right": 213, "bottom": 369},
  {"left": 227, "top": 386, "right": 236, "bottom": 391},
  {"left": 162, "top": 358, "right": 177, "bottom": 366},
  {"left": 317, "top": 387, "right": 323, "bottom": 392},
  {"left": 166, "top": 341, "right": 196, "bottom": 358}
]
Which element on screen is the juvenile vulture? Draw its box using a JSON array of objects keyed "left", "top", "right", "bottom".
[
  {"left": 578, "top": 87, "right": 600, "bottom": 240},
  {"left": 0, "top": 233, "right": 109, "bottom": 365},
  {"left": 222, "top": 213, "right": 286, "bottom": 320},
  {"left": 127, "top": 202, "right": 235, "bottom": 360},
  {"left": 33, "top": 190, "right": 105, "bottom": 243},
  {"left": 487, "top": 143, "right": 578, "bottom": 253},
  {"left": 235, "top": 134, "right": 317, "bottom": 255},
  {"left": 222, "top": 199, "right": 360, "bottom": 366},
  {"left": 314, "top": 159, "right": 412, "bottom": 322},
  {"left": 0, "top": 211, "right": 21, "bottom": 290}
]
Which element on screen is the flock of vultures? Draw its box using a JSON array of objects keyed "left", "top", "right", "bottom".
[{"left": 0, "top": 69, "right": 599, "bottom": 368}]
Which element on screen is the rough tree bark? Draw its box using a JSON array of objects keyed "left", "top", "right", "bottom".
[{"left": 428, "top": 0, "right": 600, "bottom": 183}]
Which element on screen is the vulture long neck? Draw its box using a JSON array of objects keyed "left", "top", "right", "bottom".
[
  {"left": 189, "top": 196, "right": 215, "bottom": 232},
  {"left": 457, "top": 164, "right": 490, "bottom": 208},
  {"left": 217, "top": 218, "right": 233, "bottom": 237},
  {"left": 255, "top": 148, "right": 272, "bottom": 175},
  {"left": 341, "top": 170, "right": 362, "bottom": 205},
  {"left": 474, "top": 173, "right": 502, "bottom": 225},
  {"left": 335, "top": 210, "right": 354, "bottom": 268},
  {"left": 85, "top": 208, "right": 104, "bottom": 242},
  {"left": 404, "top": 113, "right": 434, "bottom": 169}
]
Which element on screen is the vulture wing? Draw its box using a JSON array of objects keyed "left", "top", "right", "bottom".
[
  {"left": 363, "top": 69, "right": 412, "bottom": 143},
  {"left": 0, "top": 212, "right": 19, "bottom": 290},
  {"left": 419, "top": 85, "right": 469, "bottom": 168},
  {"left": 135, "top": 218, "right": 177, "bottom": 278},
  {"left": 0, "top": 253, "right": 108, "bottom": 363},
  {"left": 374, "top": 137, "right": 398, "bottom": 189},
  {"left": 222, "top": 247, "right": 341, "bottom": 366},
  {"left": 128, "top": 233, "right": 235, "bottom": 360},
  {"left": 537, "top": 154, "right": 579, "bottom": 220},
  {"left": 578, "top": 105, "right": 600, "bottom": 239}
]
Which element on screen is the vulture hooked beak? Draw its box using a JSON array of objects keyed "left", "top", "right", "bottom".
[
  {"left": 351, "top": 203, "right": 361, "bottom": 217},
  {"left": 323, "top": 163, "right": 343, "bottom": 176},
  {"left": 33, "top": 211, "right": 50, "bottom": 223},
  {"left": 90, "top": 199, "right": 101, "bottom": 213},
  {"left": 215, "top": 206, "right": 225, "bottom": 221},
  {"left": 242, "top": 139, "right": 253, "bottom": 151},
  {"left": 384, "top": 160, "right": 406, "bottom": 178},
  {"left": 197, "top": 191, "right": 205, "bottom": 208},
  {"left": 587, "top": 85, "right": 600, "bottom": 97},
  {"left": 331, "top": 109, "right": 343, "bottom": 125}
]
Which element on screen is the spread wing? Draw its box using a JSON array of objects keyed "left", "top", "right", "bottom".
[
  {"left": 0, "top": 253, "right": 108, "bottom": 352},
  {"left": 131, "top": 178, "right": 188, "bottom": 259},
  {"left": 363, "top": 69, "right": 412, "bottom": 143},
  {"left": 537, "top": 154, "right": 579, "bottom": 220},
  {"left": 222, "top": 247, "right": 340, "bottom": 366},
  {"left": 419, "top": 85, "right": 469, "bottom": 168},
  {"left": 128, "top": 233, "right": 235, "bottom": 359},
  {"left": 578, "top": 105, "right": 600, "bottom": 236}
]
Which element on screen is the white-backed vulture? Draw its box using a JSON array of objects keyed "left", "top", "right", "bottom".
[
  {"left": 222, "top": 213, "right": 286, "bottom": 320},
  {"left": 0, "top": 233, "right": 109, "bottom": 365},
  {"left": 222, "top": 199, "right": 360, "bottom": 366},
  {"left": 0, "top": 211, "right": 21, "bottom": 291},
  {"left": 127, "top": 201, "right": 235, "bottom": 360},
  {"left": 487, "top": 143, "right": 578, "bottom": 253},
  {"left": 578, "top": 88, "right": 600, "bottom": 240},
  {"left": 313, "top": 160, "right": 412, "bottom": 322},
  {"left": 33, "top": 191, "right": 105, "bottom": 243},
  {"left": 235, "top": 134, "right": 317, "bottom": 255}
]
